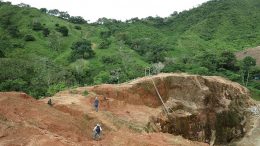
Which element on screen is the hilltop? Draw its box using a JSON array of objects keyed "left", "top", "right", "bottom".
[{"left": 0, "top": 0, "right": 260, "bottom": 99}]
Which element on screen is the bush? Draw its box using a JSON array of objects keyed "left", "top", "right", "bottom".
[
  {"left": 99, "top": 39, "right": 111, "bottom": 49},
  {"left": 7, "top": 25, "right": 20, "bottom": 37},
  {"left": 94, "top": 71, "right": 110, "bottom": 84},
  {"left": 70, "top": 39, "right": 95, "bottom": 61},
  {"left": 74, "top": 25, "right": 81, "bottom": 30},
  {"left": 69, "top": 16, "right": 86, "bottom": 24},
  {"left": 0, "top": 50, "right": 5, "bottom": 58},
  {"left": 32, "top": 22, "right": 43, "bottom": 31},
  {"left": 47, "top": 82, "right": 66, "bottom": 96},
  {"left": 0, "top": 79, "right": 27, "bottom": 92},
  {"left": 56, "top": 26, "right": 69, "bottom": 36},
  {"left": 40, "top": 8, "right": 47, "bottom": 13},
  {"left": 42, "top": 28, "right": 50, "bottom": 37},
  {"left": 82, "top": 90, "right": 88, "bottom": 96},
  {"left": 100, "top": 31, "right": 111, "bottom": 39},
  {"left": 24, "top": 34, "right": 35, "bottom": 41}
]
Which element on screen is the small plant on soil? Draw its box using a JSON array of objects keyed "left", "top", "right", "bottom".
[{"left": 82, "top": 90, "right": 89, "bottom": 96}]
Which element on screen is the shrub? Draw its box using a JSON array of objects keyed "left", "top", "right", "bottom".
[
  {"left": 0, "top": 50, "right": 5, "bottom": 58},
  {"left": 70, "top": 39, "right": 95, "bottom": 61},
  {"left": 82, "top": 90, "right": 89, "bottom": 96},
  {"left": 32, "top": 22, "right": 43, "bottom": 31},
  {"left": 56, "top": 26, "right": 69, "bottom": 36},
  {"left": 24, "top": 34, "right": 36, "bottom": 41},
  {"left": 99, "top": 39, "right": 111, "bottom": 49},
  {"left": 94, "top": 71, "right": 110, "bottom": 84},
  {"left": 47, "top": 82, "right": 66, "bottom": 96},
  {"left": 69, "top": 16, "right": 86, "bottom": 24},
  {"left": 42, "top": 28, "right": 50, "bottom": 37},
  {"left": 7, "top": 25, "right": 20, "bottom": 37},
  {"left": 74, "top": 25, "right": 81, "bottom": 30}
]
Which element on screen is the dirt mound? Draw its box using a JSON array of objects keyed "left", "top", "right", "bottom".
[
  {"left": 0, "top": 92, "right": 91, "bottom": 146},
  {"left": 0, "top": 91, "right": 206, "bottom": 146},
  {"left": 84, "top": 73, "right": 257, "bottom": 145},
  {"left": 0, "top": 73, "right": 258, "bottom": 146},
  {"left": 236, "top": 46, "right": 260, "bottom": 67}
]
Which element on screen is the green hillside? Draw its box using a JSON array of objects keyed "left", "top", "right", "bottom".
[{"left": 0, "top": 0, "right": 260, "bottom": 99}]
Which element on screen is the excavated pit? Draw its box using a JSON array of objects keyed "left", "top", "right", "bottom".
[
  {"left": 1, "top": 73, "right": 256, "bottom": 145},
  {"left": 89, "top": 73, "right": 257, "bottom": 145}
]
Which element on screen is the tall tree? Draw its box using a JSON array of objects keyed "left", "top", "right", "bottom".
[
  {"left": 70, "top": 40, "right": 95, "bottom": 61},
  {"left": 241, "top": 56, "right": 256, "bottom": 86}
]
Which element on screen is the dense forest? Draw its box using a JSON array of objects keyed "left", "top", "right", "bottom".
[{"left": 0, "top": 0, "right": 260, "bottom": 99}]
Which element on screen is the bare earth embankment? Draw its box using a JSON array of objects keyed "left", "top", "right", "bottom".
[{"left": 0, "top": 73, "right": 259, "bottom": 146}]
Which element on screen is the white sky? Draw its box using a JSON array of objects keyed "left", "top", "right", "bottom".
[{"left": 5, "top": 0, "right": 209, "bottom": 22}]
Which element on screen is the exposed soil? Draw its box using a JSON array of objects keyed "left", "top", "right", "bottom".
[
  {"left": 236, "top": 46, "right": 260, "bottom": 67},
  {"left": 0, "top": 73, "right": 259, "bottom": 146}
]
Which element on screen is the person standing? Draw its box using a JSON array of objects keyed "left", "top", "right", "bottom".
[
  {"left": 94, "top": 97, "right": 99, "bottom": 112},
  {"left": 93, "top": 124, "right": 102, "bottom": 140}
]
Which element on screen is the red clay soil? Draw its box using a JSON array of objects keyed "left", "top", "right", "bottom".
[
  {"left": 2, "top": 73, "right": 256, "bottom": 146},
  {"left": 0, "top": 92, "right": 207, "bottom": 146}
]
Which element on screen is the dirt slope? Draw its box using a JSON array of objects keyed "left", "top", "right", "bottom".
[
  {"left": 236, "top": 46, "right": 260, "bottom": 67},
  {"left": 0, "top": 73, "right": 259, "bottom": 146},
  {"left": 0, "top": 93, "right": 206, "bottom": 145}
]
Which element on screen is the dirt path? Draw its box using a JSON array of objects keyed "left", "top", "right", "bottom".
[{"left": 42, "top": 91, "right": 161, "bottom": 131}]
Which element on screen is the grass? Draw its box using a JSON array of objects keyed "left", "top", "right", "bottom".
[
  {"left": 250, "top": 88, "right": 260, "bottom": 101},
  {"left": 82, "top": 90, "right": 89, "bottom": 96},
  {"left": 1, "top": 1, "right": 260, "bottom": 98}
]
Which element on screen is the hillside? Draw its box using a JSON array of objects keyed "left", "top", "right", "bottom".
[
  {"left": 0, "top": 0, "right": 260, "bottom": 99},
  {"left": 236, "top": 46, "right": 260, "bottom": 67},
  {"left": 1, "top": 73, "right": 259, "bottom": 146}
]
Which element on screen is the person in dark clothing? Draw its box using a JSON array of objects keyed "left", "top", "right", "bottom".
[
  {"left": 93, "top": 124, "right": 102, "bottom": 140},
  {"left": 47, "top": 98, "right": 53, "bottom": 106},
  {"left": 94, "top": 97, "right": 99, "bottom": 112}
]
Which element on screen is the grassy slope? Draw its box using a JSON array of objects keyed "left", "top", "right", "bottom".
[{"left": 0, "top": 0, "right": 260, "bottom": 99}]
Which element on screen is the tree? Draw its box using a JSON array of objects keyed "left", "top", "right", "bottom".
[
  {"left": 94, "top": 71, "right": 110, "bottom": 84},
  {"left": 70, "top": 40, "right": 95, "bottom": 61},
  {"left": 32, "top": 22, "right": 43, "bottom": 31},
  {"left": 0, "top": 50, "right": 5, "bottom": 58},
  {"left": 59, "top": 11, "right": 70, "bottom": 19},
  {"left": 42, "top": 28, "right": 50, "bottom": 37},
  {"left": 40, "top": 8, "right": 47, "bottom": 13},
  {"left": 100, "top": 31, "right": 111, "bottom": 39},
  {"left": 197, "top": 51, "right": 218, "bottom": 71},
  {"left": 56, "top": 26, "right": 69, "bottom": 36},
  {"left": 99, "top": 39, "right": 111, "bottom": 49},
  {"left": 151, "top": 62, "right": 165, "bottom": 74},
  {"left": 69, "top": 16, "right": 86, "bottom": 24},
  {"left": 241, "top": 56, "right": 256, "bottom": 86},
  {"left": 24, "top": 34, "right": 36, "bottom": 41},
  {"left": 48, "top": 9, "right": 60, "bottom": 16},
  {"left": 17, "top": 3, "right": 30, "bottom": 7},
  {"left": 219, "top": 51, "right": 237, "bottom": 71},
  {"left": 7, "top": 25, "right": 20, "bottom": 37}
]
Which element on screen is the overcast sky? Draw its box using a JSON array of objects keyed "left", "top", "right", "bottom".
[{"left": 6, "top": 0, "right": 209, "bottom": 22}]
